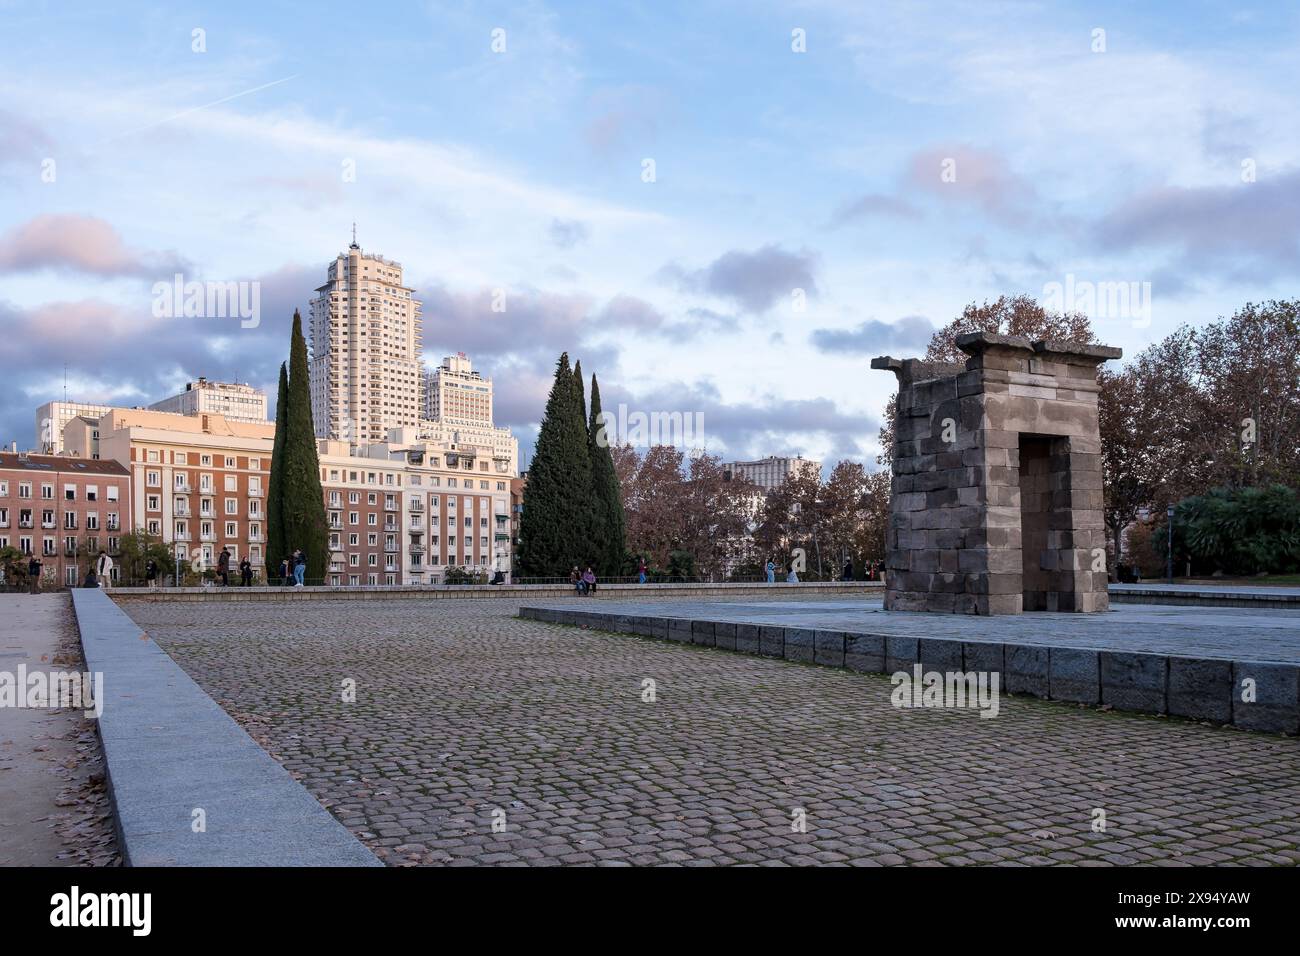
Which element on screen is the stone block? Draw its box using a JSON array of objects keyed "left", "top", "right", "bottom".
[
  {"left": 1049, "top": 647, "right": 1099, "bottom": 703},
  {"left": 759, "top": 625, "right": 785, "bottom": 658},
  {"left": 844, "top": 633, "right": 885, "bottom": 673},
  {"left": 1232, "top": 662, "right": 1300, "bottom": 734},
  {"left": 813, "top": 630, "right": 846, "bottom": 667},
  {"left": 963, "top": 641, "right": 1004, "bottom": 676},
  {"left": 713, "top": 621, "right": 737, "bottom": 652},
  {"left": 690, "top": 620, "right": 716, "bottom": 647},
  {"left": 667, "top": 620, "right": 693, "bottom": 643},
  {"left": 886, "top": 635, "right": 918, "bottom": 674},
  {"left": 918, "top": 638, "right": 963, "bottom": 673},
  {"left": 784, "top": 628, "right": 816, "bottom": 663},
  {"left": 1100, "top": 652, "right": 1167, "bottom": 713},
  {"left": 1006, "top": 644, "right": 1048, "bottom": 696},
  {"left": 735, "top": 623, "right": 761, "bottom": 655},
  {"left": 1168, "top": 657, "right": 1232, "bottom": 723}
]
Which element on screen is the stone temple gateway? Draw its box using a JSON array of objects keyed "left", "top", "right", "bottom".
[{"left": 872, "top": 332, "right": 1122, "bottom": 615}]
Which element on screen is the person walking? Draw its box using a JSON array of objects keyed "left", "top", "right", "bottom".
[
  {"left": 292, "top": 549, "right": 306, "bottom": 587},
  {"left": 637, "top": 557, "right": 648, "bottom": 585},
  {"left": 582, "top": 566, "right": 597, "bottom": 596},
  {"left": 145, "top": 558, "right": 158, "bottom": 589},
  {"left": 95, "top": 549, "right": 113, "bottom": 589},
  {"left": 239, "top": 557, "right": 253, "bottom": 587},
  {"left": 842, "top": 558, "right": 853, "bottom": 582},
  {"left": 786, "top": 566, "right": 800, "bottom": 584},
  {"left": 765, "top": 559, "right": 776, "bottom": 584},
  {"left": 27, "top": 556, "right": 41, "bottom": 594},
  {"left": 217, "top": 547, "right": 231, "bottom": 587}
]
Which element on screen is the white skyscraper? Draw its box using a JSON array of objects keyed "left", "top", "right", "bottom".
[{"left": 308, "top": 234, "right": 423, "bottom": 443}]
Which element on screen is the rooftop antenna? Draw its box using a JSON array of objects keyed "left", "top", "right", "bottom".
[
  {"left": 63, "top": 363, "right": 68, "bottom": 402},
  {"left": 350, "top": 222, "right": 359, "bottom": 250}
]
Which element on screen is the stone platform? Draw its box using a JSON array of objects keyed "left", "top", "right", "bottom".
[{"left": 520, "top": 598, "right": 1300, "bottom": 734}]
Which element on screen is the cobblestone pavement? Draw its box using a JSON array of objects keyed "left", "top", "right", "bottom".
[{"left": 124, "top": 596, "right": 1300, "bottom": 867}]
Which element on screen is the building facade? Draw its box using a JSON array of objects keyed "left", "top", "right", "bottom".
[
  {"left": 0, "top": 452, "right": 132, "bottom": 587},
  {"left": 148, "top": 378, "right": 267, "bottom": 424},
  {"left": 419, "top": 353, "right": 519, "bottom": 474},
  {"left": 723, "top": 455, "right": 822, "bottom": 491},
  {"left": 34, "top": 401, "right": 115, "bottom": 455},
  {"left": 309, "top": 238, "right": 424, "bottom": 444},
  {"left": 66, "top": 409, "right": 275, "bottom": 578}
]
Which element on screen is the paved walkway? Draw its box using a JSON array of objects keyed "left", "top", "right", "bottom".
[
  {"left": 542, "top": 597, "right": 1300, "bottom": 664},
  {"left": 123, "top": 595, "right": 1300, "bottom": 866},
  {"left": 0, "top": 593, "right": 117, "bottom": 866}
]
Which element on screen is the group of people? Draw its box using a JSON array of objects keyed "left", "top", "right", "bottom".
[
  {"left": 764, "top": 559, "right": 800, "bottom": 583},
  {"left": 277, "top": 549, "right": 307, "bottom": 587},
  {"left": 569, "top": 566, "right": 598, "bottom": 595},
  {"left": 214, "top": 547, "right": 255, "bottom": 587}
]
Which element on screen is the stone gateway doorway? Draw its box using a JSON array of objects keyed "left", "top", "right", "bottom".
[{"left": 872, "top": 332, "right": 1121, "bottom": 615}]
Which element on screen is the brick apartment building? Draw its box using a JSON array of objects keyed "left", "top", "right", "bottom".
[{"left": 0, "top": 452, "right": 132, "bottom": 587}]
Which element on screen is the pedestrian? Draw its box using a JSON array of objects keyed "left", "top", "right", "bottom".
[
  {"left": 84, "top": 566, "right": 98, "bottom": 588},
  {"left": 582, "top": 566, "right": 597, "bottom": 596},
  {"left": 842, "top": 557, "right": 853, "bottom": 582},
  {"left": 637, "top": 557, "right": 648, "bottom": 585},
  {"left": 279, "top": 556, "right": 291, "bottom": 586},
  {"left": 95, "top": 549, "right": 113, "bottom": 588},
  {"left": 293, "top": 549, "right": 306, "bottom": 587},
  {"left": 217, "top": 547, "right": 231, "bottom": 587},
  {"left": 145, "top": 558, "right": 158, "bottom": 589},
  {"left": 27, "top": 556, "right": 42, "bottom": 594},
  {"left": 239, "top": 557, "right": 253, "bottom": 587},
  {"left": 570, "top": 566, "right": 583, "bottom": 595},
  {"left": 765, "top": 559, "right": 775, "bottom": 584},
  {"left": 787, "top": 566, "right": 799, "bottom": 584}
]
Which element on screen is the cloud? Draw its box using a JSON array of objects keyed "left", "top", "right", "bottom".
[
  {"left": 0, "top": 109, "right": 53, "bottom": 167},
  {"left": 904, "top": 145, "right": 1036, "bottom": 223},
  {"left": 1092, "top": 168, "right": 1300, "bottom": 280},
  {"left": 809, "top": 315, "right": 935, "bottom": 355},
  {"left": 827, "top": 193, "right": 921, "bottom": 228},
  {"left": 658, "top": 244, "right": 819, "bottom": 314},
  {"left": 547, "top": 218, "right": 590, "bottom": 249},
  {"left": 0, "top": 214, "right": 189, "bottom": 278}
]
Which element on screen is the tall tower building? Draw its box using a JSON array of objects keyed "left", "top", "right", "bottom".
[
  {"left": 423, "top": 352, "right": 494, "bottom": 424},
  {"left": 309, "top": 233, "right": 423, "bottom": 443}
]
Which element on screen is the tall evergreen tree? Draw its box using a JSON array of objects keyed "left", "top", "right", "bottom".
[
  {"left": 587, "top": 374, "right": 626, "bottom": 575},
  {"left": 571, "top": 361, "right": 598, "bottom": 564},
  {"left": 266, "top": 362, "right": 289, "bottom": 577},
  {"left": 517, "top": 353, "right": 593, "bottom": 576},
  {"left": 278, "top": 311, "right": 329, "bottom": 581}
]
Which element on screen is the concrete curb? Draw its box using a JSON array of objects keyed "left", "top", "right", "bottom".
[
  {"left": 520, "top": 605, "right": 1300, "bottom": 735},
  {"left": 71, "top": 588, "right": 382, "bottom": 866}
]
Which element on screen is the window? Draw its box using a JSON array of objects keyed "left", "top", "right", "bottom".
[
  {"left": 250, "top": 458, "right": 261, "bottom": 471},
  {"left": 176, "top": 452, "right": 188, "bottom": 465},
  {"left": 224, "top": 475, "right": 237, "bottom": 492},
  {"left": 201, "top": 455, "right": 211, "bottom": 466},
  {"left": 147, "top": 495, "right": 160, "bottom": 511},
  {"left": 349, "top": 512, "right": 359, "bottom": 525},
  {"left": 146, "top": 471, "right": 160, "bottom": 487},
  {"left": 225, "top": 457, "right": 236, "bottom": 468},
  {"left": 18, "top": 482, "right": 31, "bottom": 499},
  {"left": 147, "top": 450, "right": 159, "bottom": 463},
  {"left": 87, "top": 485, "right": 98, "bottom": 501},
  {"left": 225, "top": 499, "right": 238, "bottom": 515},
  {"left": 226, "top": 522, "right": 237, "bottom": 537},
  {"left": 147, "top": 520, "right": 161, "bottom": 536},
  {"left": 86, "top": 512, "right": 99, "bottom": 531},
  {"left": 107, "top": 485, "right": 119, "bottom": 502}
]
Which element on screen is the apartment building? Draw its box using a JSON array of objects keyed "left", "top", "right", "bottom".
[
  {"left": 309, "top": 237, "right": 424, "bottom": 443},
  {"left": 148, "top": 378, "right": 268, "bottom": 424},
  {"left": 722, "top": 455, "right": 822, "bottom": 491},
  {"left": 0, "top": 452, "right": 132, "bottom": 587},
  {"left": 319, "top": 429, "right": 514, "bottom": 586},
  {"left": 34, "top": 400, "right": 115, "bottom": 454},
  {"left": 66, "top": 409, "right": 275, "bottom": 576}
]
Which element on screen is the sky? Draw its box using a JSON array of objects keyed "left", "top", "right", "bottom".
[{"left": 2, "top": 0, "right": 1298, "bottom": 470}]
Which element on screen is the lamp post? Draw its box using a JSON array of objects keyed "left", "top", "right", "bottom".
[{"left": 1166, "top": 504, "right": 1175, "bottom": 584}]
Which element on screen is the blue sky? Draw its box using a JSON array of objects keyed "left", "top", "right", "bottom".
[{"left": 2, "top": 0, "right": 1298, "bottom": 468}]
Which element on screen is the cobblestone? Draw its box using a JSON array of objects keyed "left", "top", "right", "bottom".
[{"left": 124, "top": 595, "right": 1300, "bottom": 866}]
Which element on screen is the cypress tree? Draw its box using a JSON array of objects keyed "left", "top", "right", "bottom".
[
  {"left": 278, "top": 311, "right": 329, "bottom": 582},
  {"left": 571, "top": 361, "right": 598, "bottom": 564},
  {"left": 588, "top": 374, "right": 626, "bottom": 576},
  {"left": 266, "top": 362, "right": 289, "bottom": 578},
  {"left": 518, "top": 352, "right": 592, "bottom": 576}
]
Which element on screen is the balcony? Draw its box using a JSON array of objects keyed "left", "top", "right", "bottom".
[
  {"left": 106, "top": 521, "right": 120, "bottom": 532},
  {"left": 408, "top": 500, "right": 424, "bottom": 512},
  {"left": 175, "top": 483, "right": 192, "bottom": 494},
  {"left": 200, "top": 532, "right": 216, "bottom": 543},
  {"left": 249, "top": 533, "right": 265, "bottom": 543},
  {"left": 41, "top": 521, "right": 56, "bottom": 530},
  {"left": 175, "top": 531, "right": 191, "bottom": 542},
  {"left": 248, "top": 487, "right": 264, "bottom": 497}
]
